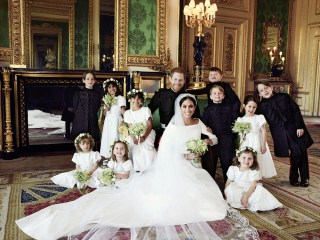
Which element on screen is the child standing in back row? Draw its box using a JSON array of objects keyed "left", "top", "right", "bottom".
[
  {"left": 71, "top": 72, "right": 102, "bottom": 142},
  {"left": 99, "top": 79, "right": 126, "bottom": 158},
  {"left": 51, "top": 133, "right": 101, "bottom": 189},
  {"left": 225, "top": 147, "right": 282, "bottom": 212},
  {"left": 257, "top": 82, "right": 313, "bottom": 187},
  {"left": 235, "top": 95, "right": 277, "bottom": 178},
  {"left": 202, "top": 85, "right": 239, "bottom": 181},
  {"left": 124, "top": 90, "right": 157, "bottom": 172}
]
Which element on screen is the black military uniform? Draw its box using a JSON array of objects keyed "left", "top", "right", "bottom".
[
  {"left": 71, "top": 87, "right": 101, "bottom": 142},
  {"left": 188, "top": 81, "right": 241, "bottom": 110},
  {"left": 258, "top": 92, "right": 313, "bottom": 186},
  {"left": 201, "top": 100, "right": 239, "bottom": 181}
]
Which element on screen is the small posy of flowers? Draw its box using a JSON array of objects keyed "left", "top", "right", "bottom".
[
  {"left": 99, "top": 168, "right": 116, "bottom": 186},
  {"left": 128, "top": 122, "right": 147, "bottom": 138},
  {"left": 74, "top": 133, "right": 91, "bottom": 147},
  {"left": 186, "top": 139, "right": 208, "bottom": 163},
  {"left": 236, "top": 146, "right": 258, "bottom": 157},
  {"left": 102, "top": 94, "right": 118, "bottom": 108},
  {"left": 232, "top": 121, "right": 252, "bottom": 143},
  {"left": 74, "top": 170, "right": 91, "bottom": 184},
  {"left": 127, "top": 89, "right": 147, "bottom": 102}
]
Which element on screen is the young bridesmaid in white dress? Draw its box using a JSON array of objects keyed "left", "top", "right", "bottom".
[
  {"left": 225, "top": 146, "right": 282, "bottom": 211},
  {"left": 124, "top": 89, "right": 156, "bottom": 172},
  {"left": 99, "top": 79, "right": 126, "bottom": 158},
  {"left": 105, "top": 139, "right": 133, "bottom": 187},
  {"left": 236, "top": 95, "right": 277, "bottom": 178},
  {"left": 51, "top": 133, "right": 101, "bottom": 189}
]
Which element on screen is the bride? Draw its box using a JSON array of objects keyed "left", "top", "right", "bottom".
[{"left": 16, "top": 94, "right": 255, "bottom": 240}]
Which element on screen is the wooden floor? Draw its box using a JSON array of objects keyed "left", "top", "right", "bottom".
[{"left": 0, "top": 150, "right": 74, "bottom": 174}]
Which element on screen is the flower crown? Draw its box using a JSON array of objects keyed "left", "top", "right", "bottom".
[
  {"left": 109, "top": 138, "right": 129, "bottom": 153},
  {"left": 236, "top": 146, "right": 258, "bottom": 157},
  {"left": 127, "top": 88, "right": 147, "bottom": 102},
  {"left": 74, "top": 133, "right": 92, "bottom": 147},
  {"left": 103, "top": 78, "right": 121, "bottom": 91}
]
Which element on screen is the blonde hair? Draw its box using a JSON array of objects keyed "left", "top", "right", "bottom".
[{"left": 210, "top": 85, "right": 225, "bottom": 94}]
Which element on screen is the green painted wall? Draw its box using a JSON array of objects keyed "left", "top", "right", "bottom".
[
  {"left": 75, "top": 0, "right": 89, "bottom": 68},
  {"left": 0, "top": 0, "right": 9, "bottom": 48},
  {"left": 128, "top": 0, "right": 157, "bottom": 55},
  {"left": 254, "top": 0, "right": 289, "bottom": 73},
  {"left": 31, "top": 20, "right": 69, "bottom": 69}
]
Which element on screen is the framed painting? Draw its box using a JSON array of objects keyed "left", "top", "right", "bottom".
[{"left": 115, "top": 0, "right": 167, "bottom": 69}]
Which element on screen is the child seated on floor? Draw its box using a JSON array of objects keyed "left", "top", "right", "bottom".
[
  {"left": 51, "top": 133, "right": 101, "bottom": 189},
  {"left": 224, "top": 146, "right": 283, "bottom": 212}
]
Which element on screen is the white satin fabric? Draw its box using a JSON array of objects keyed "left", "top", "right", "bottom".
[{"left": 16, "top": 93, "right": 259, "bottom": 240}]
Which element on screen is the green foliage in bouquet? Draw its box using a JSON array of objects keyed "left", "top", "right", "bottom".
[
  {"left": 231, "top": 121, "right": 252, "bottom": 135},
  {"left": 100, "top": 168, "right": 116, "bottom": 186},
  {"left": 74, "top": 170, "right": 91, "bottom": 184},
  {"left": 102, "top": 94, "right": 118, "bottom": 108},
  {"left": 186, "top": 139, "right": 208, "bottom": 156},
  {"left": 128, "top": 122, "right": 147, "bottom": 137}
]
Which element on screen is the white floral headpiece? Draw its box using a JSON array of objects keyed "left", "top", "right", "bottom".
[
  {"left": 109, "top": 138, "right": 129, "bottom": 153},
  {"left": 103, "top": 78, "right": 121, "bottom": 91},
  {"left": 236, "top": 146, "right": 257, "bottom": 157},
  {"left": 74, "top": 133, "right": 92, "bottom": 147},
  {"left": 127, "top": 88, "right": 147, "bottom": 102}
]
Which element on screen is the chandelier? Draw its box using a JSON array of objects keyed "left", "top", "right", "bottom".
[
  {"left": 183, "top": 0, "right": 217, "bottom": 36},
  {"left": 183, "top": 0, "right": 218, "bottom": 90}
]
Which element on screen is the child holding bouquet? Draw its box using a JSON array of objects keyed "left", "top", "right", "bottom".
[
  {"left": 99, "top": 78, "right": 126, "bottom": 158},
  {"left": 234, "top": 95, "right": 277, "bottom": 178},
  {"left": 100, "top": 139, "right": 133, "bottom": 188},
  {"left": 124, "top": 89, "right": 156, "bottom": 172},
  {"left": 51, "top": 133, "right": 101, "bottom": 189},
  {"left": 225, "top": 147, "right": 282, "bottom": 211}
]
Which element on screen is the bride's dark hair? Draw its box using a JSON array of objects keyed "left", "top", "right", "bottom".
[{"left": 179, "top": 95, "right": 197, "bottom": 107}]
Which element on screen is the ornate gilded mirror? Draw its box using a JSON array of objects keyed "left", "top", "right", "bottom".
[{"left": 262, "top": 16, "right": 282, "bottom": 53}]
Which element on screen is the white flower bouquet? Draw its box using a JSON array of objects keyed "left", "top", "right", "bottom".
[
  {"left": 186, "top": 139, "right": 208, "bottom": 168},
  {"left": 102, "top": 94, "right": 118, "bottom": 108},
  {"left": 99, "top": 168, "right": 116, "bottom": 186},
  {"left": 231, "top": 121, "right": 252, "bottom": 144},
  {"left": 128, "top": 122, "right": 146, "bottom": 138},
  {"left": 74, "top": 170, "right": 91, "bottom": 184}
]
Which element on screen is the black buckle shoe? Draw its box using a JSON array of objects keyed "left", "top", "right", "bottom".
[
  {"left": 300, "top": 179, "right": 309, "bottom": 187},
  {"left": 290, "top": 180, "right": 299, "bottom": 187}
]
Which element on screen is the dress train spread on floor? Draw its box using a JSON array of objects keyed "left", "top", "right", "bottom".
[{"left": 16, "top": 107, "right": 259, "bottom": 240}]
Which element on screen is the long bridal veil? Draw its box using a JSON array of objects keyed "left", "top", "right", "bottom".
[
  {"left": 66, "top": 93, "right": 259, "bottom": 240},
  {"left": 17, "top": 94, "right": 259, "bottom": 240}
]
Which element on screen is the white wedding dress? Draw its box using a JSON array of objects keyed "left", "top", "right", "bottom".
[{"left": 16, "top": 94, "right": 258, "bottom": 240}]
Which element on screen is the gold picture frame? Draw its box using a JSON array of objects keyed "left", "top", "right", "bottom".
[{"left": 115, "top": 0, "right": 167, "bottom": 70}]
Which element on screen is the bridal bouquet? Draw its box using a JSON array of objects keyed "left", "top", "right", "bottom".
[
  {"left": 232, "top": 121, "right": 252, "bottom": 145},
  {"left": 102, "top": 94, "right": 118, "bottom": 108},
  {"left": 186, "top": 139, "right": 208, "bottom": 168},
  {"left": 128, "top": 122, "right": 146, "bottom": 138},
  {"left": 99, "top": 168, "right": 116, "bottom": 186},
  {"left": 74, "top": 170, "right": 91, "bottom": 184}
]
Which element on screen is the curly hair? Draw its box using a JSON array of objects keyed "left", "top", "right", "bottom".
[
  {"left": 232, "top": 146, "right": 259, "bottom": 170},
  {"left": 103, "top": 79, "right": 122, "bottom": 96},
  {"left": 74, "top": 133, "right": 95, "bottom": 152}
]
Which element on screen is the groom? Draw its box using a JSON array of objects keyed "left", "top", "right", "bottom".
[{"left": 149, "top": 67, "right": 199, "bottom": 147}]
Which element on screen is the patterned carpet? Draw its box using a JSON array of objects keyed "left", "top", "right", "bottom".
[{"left": 0, "top": 125, "right": 319, "bottom": 240}]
